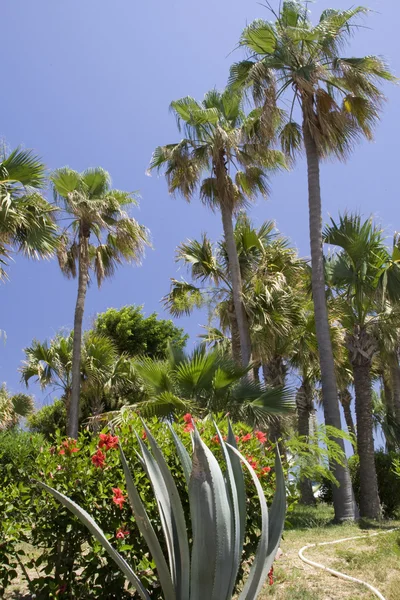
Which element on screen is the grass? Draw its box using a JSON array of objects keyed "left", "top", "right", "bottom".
[{"left": 259, "top": 504, "right": 400, "bottom": 600}]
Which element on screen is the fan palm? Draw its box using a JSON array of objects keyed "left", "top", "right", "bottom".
[
  {"left": 0, "top": 384, "right": 34, "bottom": 431},
  {"left": 21, "top": 332, "right": 139, "bottom": 427},
  {"left": 0, "top": 146, "right": 58, "bottom": 280},
  {"left": 50, "top": 167, "right": 149, "bottom": 437},
  {"left": 230, "top": 1, "right": 394, "bottom": 522},
  {"left": 325, "top": 213, "right": 400, "bottom": 518},
  {"left": 104, "top": 345, "right": 295, "bottom": 428},
  {"left": 149, "top": 89, "right": 285, "bottom": 366}
]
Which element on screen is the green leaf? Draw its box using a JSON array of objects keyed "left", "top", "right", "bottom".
[
  {"left": 141, "top": 422, "right": 190, "bottom": 600},
  {"left": 119, "top": 446, "right": 175, "bottom": 600},
  {"left": 36, "top": 481, "right": 150, "bottom": 600},
  {"left": 241, "top": 20, "right": 277, "bottom": 54}
]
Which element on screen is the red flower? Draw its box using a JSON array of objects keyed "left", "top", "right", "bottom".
[
  {"left": 246, "top": 456, "right": 258, "bottom": 469},
  {"left": 112, "top": 487, "right": 126, "bottom": 509},
  {"left": 116, "top": 526, "right": 130, "bottom": 540},
  {"left": 183, "top": 422, "right": 194, "bottom": 433},
  {"left": 183, "top": 413, "right": 192, "bottom": 424},
  {"left": 98, "top": 433, "right": 119, "bottom": 451},
  {"left": 241, "top": 433, "right": 252, "bottom": 442},
  {"left": 255, "top": 430, "right": 267, "bottom": 444},
  {"left": 91, "top": 449, "right": 106, "bottom": 468},
  {"left": 141, "top": 430, "right": 147, "bottom": 440},
  {"left": 268, "top": 566, "right": 274, "bottom": 586},
  {"left": 235, "top": 435, "right": 240, "bottom": 443},
  {"left": 211, "top": 434, "right": 220, "bottom": 444},
  {"left": 261, "top": 466, "right": 271, "bottom": 475},
  {"left": 59, "top": 438, "right": 79, "bottom": 456}
]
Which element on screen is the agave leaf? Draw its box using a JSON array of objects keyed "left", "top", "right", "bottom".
[
  {"left": 36, "top": 482, "right": 151, "bottom": 600},
  {"left": 189, "top": 427, "right": 233, "bottom": 600},
  {"left": 141, "top": 422, "right": 190, "bottom": 600},
  {"left": 119, "top": 447, "right": 176, "bottom": 600},
  {"left": 226, "top": 421, "right": 246, "bottom": 578},
  {"left": 167, "top": 422, "right": 192, "bottom": 486},
  {"left": 136, "top": 435, "right": 177, "bottom": 588},
  {"left": 226, "top": 445, "right": 279, "bottom": 600},
  {"left": 214, "top": 421, "right": 241, "bottom": 597},
  {"left": 267, "top": 450, "right": 286, "bottom": 563}
]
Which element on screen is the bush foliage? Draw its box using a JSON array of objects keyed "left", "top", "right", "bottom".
[{"left": 0, "top": 416, "right": 290, "bottom": 598}]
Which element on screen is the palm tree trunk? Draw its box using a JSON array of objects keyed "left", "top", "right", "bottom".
[
  {"left": 262, "top": 360, "right": 286, "bottom": 456},
  {"left": 228, "top": 306, "right": 242, "bottom": 366},
  {"left": 339, "top": 389, "right": 356, "bottom": 448},
  {"left": 68, "top": 229, "right": 89, "bottom": 438},
  {"left": 302, "top": 110, "right": 356, "bottom": 522},
  {"left": 220, "top": 202, "right": 252, "bottom": 367},
  {"left": 296, "top": 381, "right": 316, "bottom": 506},
  {"left": 390, "top": 362, "right": 400, "bottom": 423},
  {"left": 352, "top": 362, "right": 381, "bottom": 519}
]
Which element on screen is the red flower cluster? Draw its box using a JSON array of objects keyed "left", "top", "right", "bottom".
[
  {"left": 183, "top": 413, "right": 194, "bottom": 433},
  {"left": 261, "top": 466, "right": 271, "bottom": 476},
  {"left": 255, "top": 430, "right": 267, "bottom": 444},
  {"left": 112, "top": 487, "right": 126, "bottom": 509},
  {"left": 268, "top": 566, "right": 274, "bottom": 586},
  {"left": 91, "top": 432, "right": 119, "bottom": 468},
  {"left": 116, "top": 526, "right": 130, "bottom": 540},
  {"left": 98, "top": 433, "right": 119, "bottom": 451},
  {"left": 241, "top": 433, "right": 252, "bottom": 442},
  {"left": 59, "top": 438, "right": 79, "bottom": 456},
  {"left": 246, "top": 456, "right": 258, "bottom": 470},
  {"left": 91, "top": 449, "right": 106, "bottom": 468}
]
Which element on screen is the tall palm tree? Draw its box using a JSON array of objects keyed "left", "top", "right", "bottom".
[
  {"left": 325, "top": 214, "right": 400, "bottom": 518},
  {"left": 0, "top": 384, "right": 34, "bottom": 431},
  {"left": 50, "top": 168, "right": 149, "bottom": 438},
  {"left": 0, "top": 146, "right": 58, "bottom": 280},
  {"left": 149, "top": 89, "right": 285, "bottom": 366},
  {"left": 230, "top": 1, "right": 394, "bottom": 521}
]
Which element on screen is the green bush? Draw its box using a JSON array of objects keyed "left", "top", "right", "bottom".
[
  {"left": 318, "top": 450, "right": 400, "bottom": 517},
  {"left": 27, "top": 400, "right": 67, "bottom": 439},
  {"left": 1, "top": 416, "right": 292, "bottom": 598}
]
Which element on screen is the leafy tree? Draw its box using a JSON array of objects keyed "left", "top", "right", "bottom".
[
  {"left": 94, "top": 305, "right": 188, "bottom": 359},
  {"left": 102, "top": 345, "right": 295, "bottom": 428},
  {"left": 325, "top": 213, "right": 400, "bottom": 518},
  {"left": 27, "top": 400, "right": 67, "bottom": 439},
  {"left": 0, "top": 145, "right": 58, "bottom": 280},
  {"left": 51, "top": 167, "right": 149, "bottom": 438},
  {"left": 230, "top": 1, "right": 394, "bottom": 521},
  {"left": 149, "top": 89, "right": 285, "bottom": 366},
  {"left": 0, "top": 384, "right": 34, "bottom": 430}
]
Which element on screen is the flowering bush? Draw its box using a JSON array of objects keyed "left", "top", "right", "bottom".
[{"left": 1, "top": 415, "right": 292, "bottom": 598}]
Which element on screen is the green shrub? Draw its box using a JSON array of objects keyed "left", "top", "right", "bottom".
[
  {"left": 1, "top": 415, "right": 292, "bottom": 598},
  {"left": 27, "top": 400, "right": 67, "bottom": 439},
  {"left": 318, "top": 450, "right": 400, "bottom": 517}
]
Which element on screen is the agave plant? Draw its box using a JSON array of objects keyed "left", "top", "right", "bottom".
[{"left": 38, "top": 420, "right": 286, "bottom": 599}]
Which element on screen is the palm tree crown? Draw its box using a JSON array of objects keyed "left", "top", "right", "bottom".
[{"left": 0, "top": 146, "right": 58, "bottom": 279}]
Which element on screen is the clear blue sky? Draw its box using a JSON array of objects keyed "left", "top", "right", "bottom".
[{"left": 1, "top": 0, "right": 399, "bottom": 415}]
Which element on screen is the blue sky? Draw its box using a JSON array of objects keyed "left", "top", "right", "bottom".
[{"left": 1, "top": 0, "right": 399, "bottom": 418}]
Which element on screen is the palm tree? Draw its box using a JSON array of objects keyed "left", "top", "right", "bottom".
[
  {"left": 0, "top": 145, "right": 58, "bottom": 279},
  {"left": 103, "top": 345, "right": 295, "bottom": 427},
  {"left": 0, "top": 384, "right": 34, "bottom": 431},
  {"left": 21, "top": 332, "right": 140, "bottom": 428},
  {"left": 325, "top": 214, "right": 400, "bottom": 518},
  {"left": 149, "top": 89, "right": 285, "bottom": 366},
  {"left": 50, "top": 168, "right": 149, "bottom": 437},
  {"left": 230, "top": 2, "right": 394, "bottom": 521}
]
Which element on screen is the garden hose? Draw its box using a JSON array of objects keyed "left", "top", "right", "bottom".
[{"left": 298, "top": 529, "right": 399, "bottom": 600}]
